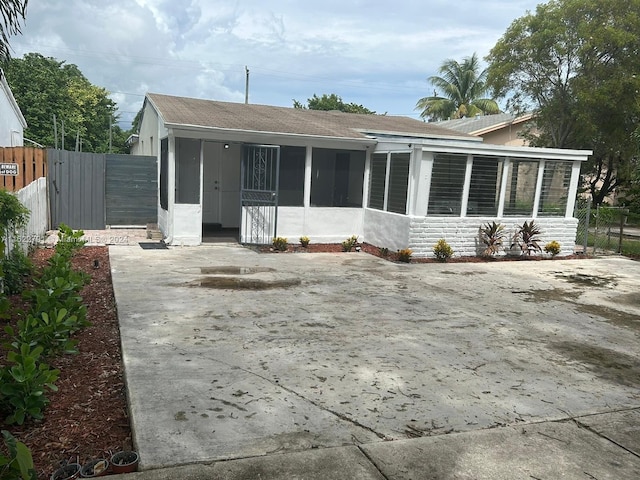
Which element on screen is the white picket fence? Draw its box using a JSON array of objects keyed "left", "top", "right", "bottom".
[{"left": 4, "top": 176, "right": 49, "bottom": 255}]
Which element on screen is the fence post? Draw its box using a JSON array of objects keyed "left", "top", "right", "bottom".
[
  {"left": 618, "top": 208, "right": 629, "bottom": 254},
  {"left": 584, "top": 201, "right": 590, "bottom": 254}
]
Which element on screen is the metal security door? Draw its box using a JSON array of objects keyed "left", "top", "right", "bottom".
[{"left": 240, "top": 145, "right": 280, "bottom": 244}]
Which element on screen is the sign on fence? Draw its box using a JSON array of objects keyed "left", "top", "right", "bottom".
[{"left": 0, "top": 163, "right": 19, "bottom": 176}]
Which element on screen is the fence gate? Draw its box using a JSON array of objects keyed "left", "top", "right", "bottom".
[
  {"left": 48, "top": 150, "right": 106, "bottom": 230},
  {"left": 105, "top": 154, "right": 157, "bottom": 226},
  {"left": 240, "top": 145, "right": 280, "bottom": 244}
]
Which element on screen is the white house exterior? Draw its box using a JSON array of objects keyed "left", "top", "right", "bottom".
[
  {"left": 136, "top": 93, "right": 591, "bottom": 258},
  {"left": 0, "top": 68, "right": 26, "bottom": 146}
]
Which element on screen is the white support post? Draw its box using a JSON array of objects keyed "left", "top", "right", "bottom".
[
  {"left": 532, "top": 160, "right": 545, "bottom": 218},
  {"left": 497, "top": 158, "right": 510, "bottom": 218},
  {"left": 565, "top": 160, "right": 582, "bottom": 217},
  {"left": 460, "top": 154, "right": 473, "bottom": 217}
]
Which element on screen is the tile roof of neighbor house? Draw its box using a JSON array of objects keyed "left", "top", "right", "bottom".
[
  {"left": 434, "top": 113, "right": 534, "bottom": 136},
  {"left": 146, "top": 93, "right": 474, "bottom": 141}
]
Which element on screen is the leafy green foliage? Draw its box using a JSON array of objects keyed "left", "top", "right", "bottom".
[
  {"left": 0, "top": 430, "right": 37, "bottom": 480},
  {"left": 416, "top": 53, "right": 500, "bottom": 121},
  {"left": 0, "top": 245, "right": 32, "bottom": 295},
  {"left": 299, "top": 236, "right": 310, "bottom": 248},
  {"left": 433, "top": 239, "right": 453, "bottom": 262},
  {"left": 0, "top": 0, "right": 28, "bottom": 63},
  {"left": 486, "top": 0, "right": 640, "bottom": 206},
  {"left": 511, "top": 220, "right": 543, "bottom": 256},
  {"left": 478, "top": 221, "right": 505, "bottom": 257},
  {"left": 0, "top": 344, "right": 59, "bottom": 425},
  {"left": 55, "top": 223, "right": 87, "bottom": 259},
  {"left": 341, "top": 235, "right": 359, "bottom": 252},
  {"left": 272, "top": 237, "right": 288, "bottom": 252},
  {"left": 293, "top": 94, "right": 376, "bottom": 114},
  {"left": 3, "top": 53, "right": 131, "bottom": 152},
  {"left": 0, "top": 189, "right": 30, "bottom": 288}
]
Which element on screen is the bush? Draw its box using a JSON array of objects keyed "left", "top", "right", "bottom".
[
  {"left": 544, "top": 240, "right": 561, "bottom": 257},
  {"left": 341, "top": 235, "right": 359, "bottom": 252},
  {"left": 0, "top": 430, "right": 37, "bottom": 480},
  {"left": 478, "top": 221, "right": 505, "bottom": 257},
  {"left": 272, "top": 237, "right": 288, "bottom": 251},
  {"left": 433, "top": 239, "right": 453, "bottom": 262},
  {"left": 511, "top": 220, "right": 543, "bottom": 256},
  {"left": 397, "top": 248, "right": 412, "bottom": 263},
  {"left": 299, "top": 236, "right": 310, "bottom": 247},
  {"left": 1, "top": 245, "right": 32, "bottom": 295}
]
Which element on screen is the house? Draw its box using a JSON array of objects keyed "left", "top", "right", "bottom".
[
  {"left": 136, "top": 93, "right": 591, "bottom": 257},
  {"left": 435, "top": 113, "right": 534, "bottom": 147},
  {"left": 0, "top": 68, "right": 27, "bottom": 146}
]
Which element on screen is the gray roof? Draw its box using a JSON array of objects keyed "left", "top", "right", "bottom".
[
  {"left": 434, "top": 113, "right": 533, "bottom": 135},
  {"left": 146, "top": 93, "right": 472, "bottom": 141}
]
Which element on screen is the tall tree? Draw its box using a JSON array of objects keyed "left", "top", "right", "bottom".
[
  {"left": 486, "top": 0, "right": 640, "bottom": 206},
  {"left": 293, "top": 93, "right": 376, "bottom": 114},
  {"left": 415, "top": 53, "right": 500, "bottom": 121},
  {"left": 0, "top": 0, "right": 27, "bottom": 62},
  {"left": 5, "top": 53, "right": 129, "bottom": 153}
]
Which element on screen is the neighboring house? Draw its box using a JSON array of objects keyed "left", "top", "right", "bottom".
[
  {"left": 435, "top": 113, "right": 534, "bottom": 147},
  {"left": 136, "top": 93, "right": 590, "bottom": 257},
  {"left": 0, "top": 68, "right": 27, "bottom": 146}
]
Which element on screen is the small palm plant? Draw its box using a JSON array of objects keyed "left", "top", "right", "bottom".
[
  {"left": 478, "top": 221, "right": 505, "bottom": 257},
  {"left": 511, "top": 220, "right": 543, "bottom": 256}
]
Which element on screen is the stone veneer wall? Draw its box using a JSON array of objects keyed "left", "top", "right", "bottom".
[{"left": 408, "top": 217, "right": 578, "bottom": 258}]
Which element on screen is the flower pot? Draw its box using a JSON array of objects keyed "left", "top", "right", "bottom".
[
  {"left": 80, "top": 459, "right": 109, "bottom": 478},
  {"left": 51, "top": 463, "right": 81, "bottom": 480},
  {"left": 110, "top": 451, "right": 139, "bottom": 473}
]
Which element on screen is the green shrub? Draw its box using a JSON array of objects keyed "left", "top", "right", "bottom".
[
  {"left": 478, "top": 221, "right": 505, "bottom": 257},
  {"left": 299, "top": 236, "right": 310, "bottom": 247},
  {"left": 397, "top": 248, "right": 413, "bottom": 263},
  {"left": 0, "top": 190, "right": 30, "bottom": 289},
  {"left": 544, "top": 240, "right": 561, "bottom": 257},
  {"left": 433, "top": 239, "right": 453, "bottom": 262},
  {"left": 6, "top": 308, "right": 85, "bottom": 355},
  {"left": 55, "top": 223, "right": 86, "bottom": 259},
  {"left": 511, "top": 220, "right": 543, "bottom": 256},
  {"left": 379, "top": 247, "right": 389, "bottom": 257},
  {"left": 341, "top": 235, "right": 359, "bottom": 252},
  {"left": 272, "top": 237, "right": 288, "bottom": 251},
  {"left": 0, "top": 344, "right": 59, "bottom": 425},
  {"left": 1, "top": 245, "right": 32, "bottom": 295},
  {"left": 0, "top": 430, "right": 37, "bottom": 480}
]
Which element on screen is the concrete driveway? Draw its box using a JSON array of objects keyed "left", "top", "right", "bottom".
[{"left": 109, "top": 245, "right": 640, "bottom": 475}]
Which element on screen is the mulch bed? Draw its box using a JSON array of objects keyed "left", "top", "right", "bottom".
[{"left": 1, "top": 246, "right": 131, "bottom": 479}]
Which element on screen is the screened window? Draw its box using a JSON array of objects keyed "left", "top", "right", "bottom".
[
  {"left": 387, "top": 153, "right": 410, "bottom": 214},
  {"left": 278, "top": 146, "right": 305, "bottom": 206},
  {"left": 175, "top": 138, "right": 200, "bottom": 204},
  {"left": 311, "top": 149, "right": 365, "bottom": 207},
  {"left": 538, "top": 161, "right": 572, "bottom": 216},
  {"left": 504, "top": 159, "right": 538, "bottom": 216},
  {"left": 467, "top": 156, "right": 503, "bottom": 216},
  {"left": 368, "top": 153, "right": 387, "bottom": 210},
  {"left": 160, "top": 137, "right": 168, "bottom": 210},
  {"left": 428, "top": 153, "right": 467, "bottom": 215}
]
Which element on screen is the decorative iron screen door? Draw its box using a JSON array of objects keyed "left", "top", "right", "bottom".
[{"left": 240, "top": 145, "right": 280, "bottom": 244}]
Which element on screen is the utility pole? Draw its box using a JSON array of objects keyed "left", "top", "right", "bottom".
[
  {"left": 53, "top": 114, "right": 58, "bottom": 149},
  {"left": 245, "top": 66, "right": 250, "bottom": 104}
]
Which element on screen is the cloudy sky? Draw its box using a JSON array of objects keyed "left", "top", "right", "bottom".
[{"left": 10, "top": 0, "right": 542, "bottom": 129}]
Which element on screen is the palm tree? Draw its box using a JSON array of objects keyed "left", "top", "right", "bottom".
[
  {"left": 1, "top": 0, "right": 28, "bottom": 63},
  {"left": 416, "top": 53, "right": 500, "bottom": 121}
]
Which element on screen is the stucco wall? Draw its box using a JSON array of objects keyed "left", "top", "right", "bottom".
[
  {"left": 277, "top": 207, "right": 364, "bottom": 243},
  {"left": 362, "top": 208, "right": 411, "bottom": 251},
  {"left": 0, "top": 83, "right": 24, "bottom": 146},
  {"left": 408, "top": 217, "right": 578, "bottom": 258}
]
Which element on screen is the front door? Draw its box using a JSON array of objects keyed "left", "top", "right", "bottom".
[
  {"left": 203, "top": 142, "right": 241, "bottom": 227},
  {"left": 240, "top": 145, "right": 280, "bottom": 244}
]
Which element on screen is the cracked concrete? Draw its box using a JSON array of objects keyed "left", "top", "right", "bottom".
[{"left": 109, "top": 245, "right": 640, "bottom": 474}]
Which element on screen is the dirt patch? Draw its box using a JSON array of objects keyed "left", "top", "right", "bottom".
[
  {"left": 576, "top": 304, "right": 640, "bottom": 331},
  {"left": 555, "top": 273, "right": 618, "bottom": 288},
  {"left": 1, "top": 247, "right": 131, "bottom": 479},
  {"left": 514, "top": 287, "right": 574, "bottom": 304},
  {"left": 549, "top": 341, "right": 640, "bottom": 388}
]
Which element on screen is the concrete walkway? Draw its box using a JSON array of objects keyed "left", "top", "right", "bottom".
[{"left": 109, "top": 244, "right": 640, "bottom": 479}]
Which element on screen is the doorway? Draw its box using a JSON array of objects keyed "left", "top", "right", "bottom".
[{"left": 202, "top": 141, "right": 241, "bottom": 241}]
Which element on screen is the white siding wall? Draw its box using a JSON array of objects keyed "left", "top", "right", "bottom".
[
  {"left": 408, "top": 216, "right": 578, "bottom": 258},
  {"left": 0, "top": 81, "right": 25, "bottom": 146}
]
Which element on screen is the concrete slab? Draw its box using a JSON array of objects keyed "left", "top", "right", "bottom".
[
  {"left": 578, "top": 408, "right": 640, "bottom": 456},
  {"left": 361, "top": 420, "right": 640, "bottom": 479},
  {"left": 108, "top": 445, "right": 385, "bottom": 480},
  {"left": 109, "top": 245, "right": 640, "bottom": 470}
]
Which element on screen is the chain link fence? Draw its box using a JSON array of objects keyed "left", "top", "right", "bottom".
[{"left": 574, "top": 197, "right": 639, "bottom": 255}]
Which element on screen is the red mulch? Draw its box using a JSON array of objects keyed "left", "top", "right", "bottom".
[{"left": 1, "top": 246, "right": 131, "bottom": 479}]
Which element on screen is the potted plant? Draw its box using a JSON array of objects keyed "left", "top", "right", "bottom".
[
  {"left": 110, "top": 451, "right": 139, "bottom": 474},
  {"left": 80, "top": 459, "right": 109, "bottom": 478},
  {"left": 50, "top": 463, "right": 81, "bottom": 480}
]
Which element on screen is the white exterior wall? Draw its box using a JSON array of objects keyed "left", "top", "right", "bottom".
[
  {"left": 362, "top": 208, "right": 411, "bottom": 251},
  {"left": 408, "top": 216, "right": 578, "bottom": 258},
  {"left": 277, "top": 207, "right": 364, "bottom": 243},
  {"left": 0, "top": 72, "right": 26, "bottom": 146}
]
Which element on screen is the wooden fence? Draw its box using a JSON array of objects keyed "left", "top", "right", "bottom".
[{"left": 0, "top": 147, "right": 47, "bottom": 192}]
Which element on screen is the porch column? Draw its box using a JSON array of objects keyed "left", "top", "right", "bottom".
[
  {"left": 414, "top": 150, "right": 432, "bottom": 217},
  {"left": 303, "top": 145, "right": 312, "bottom": 207},
  {"left": 565, "top": 160, "right": 582, "bottom": 217},
  {"left": 532, "top": 160, "right": 546, "bottom": 218}
]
